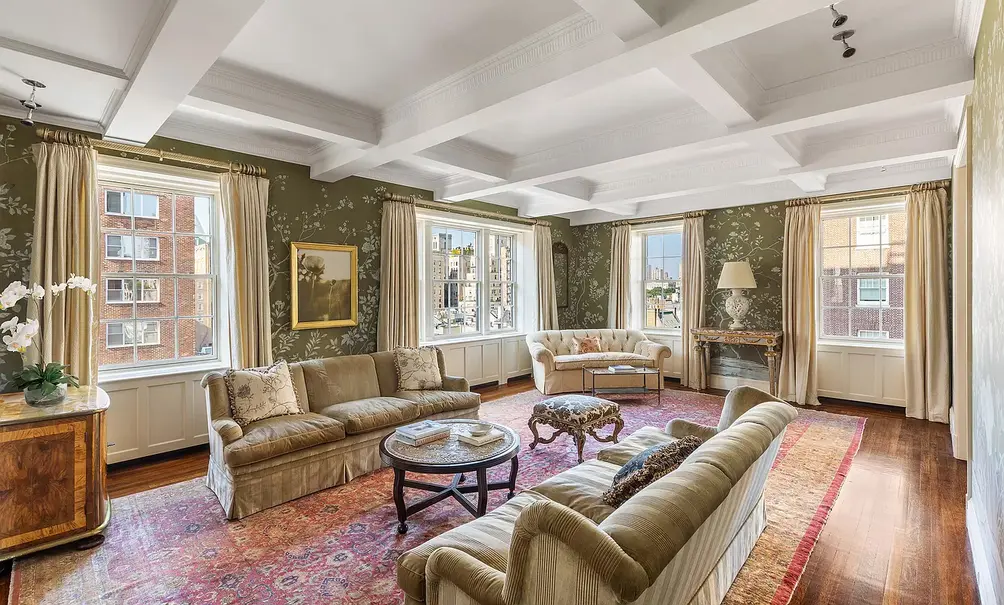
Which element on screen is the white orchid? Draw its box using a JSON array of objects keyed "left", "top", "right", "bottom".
[
  {"left": 0, "top": 281, "right": 29, "bottom": 310},
  {"left": 66, "top": 274, "right": 95, "bottom": 292},
  {"left": 31, "top": 284, "right": 45, "bottom": 300},
  {"left": 51, "top": 282, "right": 67, "bottom": 295},
  {"left": 0, "top": 316, "right": 19, "bottom": 334},
  {"left": 3, "top": 319, "right": 38, "bottom": 353}
]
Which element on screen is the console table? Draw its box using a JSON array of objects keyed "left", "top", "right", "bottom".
[
  {"left": 0, "top": 386, "right": 111, "bottom": 560},
  {"left": 690, "top": 328, "right": 783, "bottom": 396}
]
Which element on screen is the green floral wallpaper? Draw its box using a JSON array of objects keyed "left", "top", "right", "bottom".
[
  {"left": 0, "top": 115, "right": 572, "bottom": 389},
  {"left": 567, "top": 222, "right": 612, "bottom": 329},
  {"left": 970, "top": 0, "right": 1004, "bottom": 592}
]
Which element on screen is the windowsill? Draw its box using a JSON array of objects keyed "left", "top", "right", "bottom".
[
  {"left": 644, "top": 329, "right": 682, "bottom": 338},
  {"left": 421, "top": 332, "right": 526, "bottom": 347},
  {"left": 817, "top": 339, "right": 904, "bottom": 351},
  {"left": 98, "top": 359, "right": 229, "bottom": 384}
]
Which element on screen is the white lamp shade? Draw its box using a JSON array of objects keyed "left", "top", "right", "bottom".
[{"left": 717, "top": 260, "right": 757, "bottom": 289}]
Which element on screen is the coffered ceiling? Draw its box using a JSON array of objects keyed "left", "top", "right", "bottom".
[{"left": 0, "top": 0, "right": 982, "bottom": 224}]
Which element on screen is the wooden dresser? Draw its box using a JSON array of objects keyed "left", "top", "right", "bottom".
[{"left": 0, "top": 386, "right": 110, "bottom": 560}]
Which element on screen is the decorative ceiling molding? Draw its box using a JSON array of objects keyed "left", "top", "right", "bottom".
[
  {"left": 157, "top": 113, "right": 316, "bottom": 166},
  {"left": 593, "top": 151, "right": 768, "bottom": 195},
  {"left": 801, "top": 119, "right": 955, "bottom": 157},
  {"left": 955, "top": 0, "right": 987, "bottom": 56}
]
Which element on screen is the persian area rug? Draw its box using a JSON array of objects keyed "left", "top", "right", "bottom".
[{"left": 10, "top": 389, "right": 864, "bottom": 605}]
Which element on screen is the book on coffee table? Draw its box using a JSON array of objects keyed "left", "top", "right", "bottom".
[
  {"left": 397, "top": 420, "right": 448, "bottom": 439},
  {"left": 458, "top": 429, "right": 504, "bottom": 447},
  {"left": 608, "top": 364, "right": 636, "bottom": 373},
  {"left": 395, "top": 431, "right": 450, "bottom": 447}
]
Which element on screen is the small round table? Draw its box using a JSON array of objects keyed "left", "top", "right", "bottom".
[{"left": 379, "top": 419, "right": 520, "bottom": 534}]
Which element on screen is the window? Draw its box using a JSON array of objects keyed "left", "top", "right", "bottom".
[
  {"left": 106, "top": 320, "right": 160, "bottom": 347},
  {"left": 98, "top": 164, "right": 220, "bottom": 370},
  {"left": 643, "top": 228, "right": 683, "bottom": 330},
  {"left": 422, "top": 219, "right": 524, "bottom": 340},
  {"left": 105, "top": 190, "right": 160, "bottom": 219},
  {"left": 819, "top": 203, "right": 905, "bottom": 342},
  {"left": 105, "top": 235, "right": 159, "bottom": 260}
]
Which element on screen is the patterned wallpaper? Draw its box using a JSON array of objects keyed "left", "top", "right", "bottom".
[
  {"left": 970, "top": 0, "right": 1004, "bottom": 591},
  {"left": 0, "top": 115, "right": 572, "bottom": 389},
  {"left": 567, "top": 222, "right": 612, "bottom": 329}
]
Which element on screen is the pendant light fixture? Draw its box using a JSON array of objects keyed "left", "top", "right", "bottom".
[
  {"left": 19, "top": 78, "right": 45, "bottom": 127},
  {"left": 829, "top": 4, "right": 848, "bottom": 28}
]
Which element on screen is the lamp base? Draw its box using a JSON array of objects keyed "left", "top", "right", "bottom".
[{"left": 725, "top": 288, "right": 751, "bottom": 330}]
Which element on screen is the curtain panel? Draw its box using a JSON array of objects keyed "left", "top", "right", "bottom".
[
  {"left": 905, "top": 184, "right": 950, "bottom": 423},
  {"left": 608, "top": 224, "right": 632, "bottom": 329},
  {"left": 220, "top": 173, "right": 273, "bottom": 369},
  {"left": 681, "top": 214, "right": 706, "bottom": 389},
  {"left": 534, "top": 224, "right": 560, "bottom": 330},
  {"left": 779, "top": 200, "right": 820, "bottom": 405},
  {"left": 28, "top": 142, "right": 100, "bottom": 384},
  {"left": 377, "top": 200, "right": 418, "bottom": 351}
]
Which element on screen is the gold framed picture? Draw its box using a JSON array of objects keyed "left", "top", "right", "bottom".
[{"left": 290, "top": 242, "right": 358, "bottom": 330}]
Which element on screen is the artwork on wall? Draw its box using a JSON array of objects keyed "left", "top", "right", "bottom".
[
  {"left": 553, "top": 241, "right": 569, "bottom": 309},
  {"left": 290, "top": 242, "right": 358, "bottom": 329}
]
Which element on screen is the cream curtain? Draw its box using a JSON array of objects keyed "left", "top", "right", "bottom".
[
  {"left": 779, "top": 200, "right": 820, "bottom": 405},
  {"left": 905, "top": 184, "right": 950, "bottom": 422},
  {"left": 28, "top": 143, "right": 99, "bottom": 384},
  {"left": 220, "top": 173, "right": 273, "bottom": 369},
  {"left": 608, "top": 224, "right": 631, "bottom": 329},
  {"left": 534, "top": 224, "right": 560, "bottom": 330},
  {"left": 681, "top": 214, "right": 706, "bottom": 389},
  {"left": 377, "top": 200, "right": 418, "bottom": 351}
]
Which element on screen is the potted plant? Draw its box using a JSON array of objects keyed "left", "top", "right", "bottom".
[{"left": 1, "top": 275, "right": 96, "bottom": 407}]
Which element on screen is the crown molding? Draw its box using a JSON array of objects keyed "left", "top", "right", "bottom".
[
  {"left": 955, "top": 0, "right": 987, "bottom": 56},
  {"left": 593, "top": 151, "right": 768, "bottom": 196},
  {"left": 801, "top": 119, "right": 955, "bottom": 158},
  {"left": 156, "top": 113, "right": 316, "bottom": 166}
]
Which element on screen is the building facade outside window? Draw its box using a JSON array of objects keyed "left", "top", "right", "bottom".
[
  {"left": 642, "top": 227, "right": 683, "bottom": 331},
  {"left": 819, "top": 204, "right": 905, "bottom": 342},
  {"left": 98, "top": 166, "right": 220, "bottom": 370}
]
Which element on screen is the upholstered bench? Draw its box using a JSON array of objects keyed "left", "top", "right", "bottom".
[{"left": 528, "top": 394, "right": 623, "bottom": 462}]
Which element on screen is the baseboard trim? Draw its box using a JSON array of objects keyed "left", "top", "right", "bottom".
[
  {"left": 968, "top": 499, "right": 1003, "bottom": 605},
  {"left": 708, "top": 374, "right": 771, "bottom": 392}
]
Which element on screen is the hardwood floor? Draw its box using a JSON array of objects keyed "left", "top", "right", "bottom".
[{"left": 0, "top": 378, "right": 978, "bottom": 604}]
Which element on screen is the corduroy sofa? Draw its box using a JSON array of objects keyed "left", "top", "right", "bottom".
[
  {"left": 526, "top": 329, "right": 672, "bottom": 394},
  {"left": 396, "top": 387, "right": 797, "bottom": 605},
  {"left": 202, "top": 349, "right": 480, "bottom": 519}
]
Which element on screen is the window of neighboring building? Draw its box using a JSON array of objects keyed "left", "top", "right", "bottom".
[
  {"left": 98, "top": 162, "right": 221, "bottom": 370},
  {"left": 420, "top": 216, "right": 527, "bottom": 341},
  {"left": 642, "top": 227, "right": 683, "bottom": 331},
  {"left": 819, "top": 201, "right": 905, "bottom": 343}
]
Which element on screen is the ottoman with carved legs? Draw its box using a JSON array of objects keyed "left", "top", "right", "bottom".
[{"left": 528, "top": 395, "right": 624, "bottom": 463}]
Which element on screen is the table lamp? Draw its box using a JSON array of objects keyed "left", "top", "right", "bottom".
[{"left": 717, "top": 260, "right": 757, "bottom": 329}]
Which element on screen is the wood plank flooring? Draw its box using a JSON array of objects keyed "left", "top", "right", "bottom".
[{"left": 0, "top": 378, "right": 978, "bottom": 604}]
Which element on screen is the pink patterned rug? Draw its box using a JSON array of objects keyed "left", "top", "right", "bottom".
[{"left": 10, "top": 389, "right": 864, "bottom": 605}]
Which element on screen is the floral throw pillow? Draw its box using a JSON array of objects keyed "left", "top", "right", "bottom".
[
  {"left": 224, "top": 361, "right": 303, "bottom": 427},
  {"left": 602, "top": 435, "right": 705, "bottom": 508},
  {"left": 395, "top": 346, "right": 443, "bottom": 390},
  {"left": 572, "top": 336, "right": 602, "bottom": 354}
]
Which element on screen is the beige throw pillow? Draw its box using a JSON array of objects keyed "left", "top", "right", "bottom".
[
  {"left": 395, "top": 346, "right": 443, "bottom": 390},
  {"left": 224, "top": 361, "right": 303, "bottom": 427}
]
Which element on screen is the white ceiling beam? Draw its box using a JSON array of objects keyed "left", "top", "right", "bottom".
[
  {"left": 442, "top": 57, "right": 973, "bottom": 201},
  {"left": 658, "top": 56, "right": 755, "bottom": 127},
  {"left": 310, "top": 0, "right": 831, "bottom": 182},
  {"left": 570, "top": 0, "right": 660, "bottom": 41},
  {"left": 788, "top": 173, "right": 828, "bottom": 192},
  {"left": 0, "top": 36, "right": 129, "bottom": 86},
  {"left": 103, "top": 0, "right": 267, "bottom": 145},
  {"left": 184, "top": 64, "right": 379, "bottom": 147},
  {"left": 414, "top": 141, "right": 511, "bottom": 183}
]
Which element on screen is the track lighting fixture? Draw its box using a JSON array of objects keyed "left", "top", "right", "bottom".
[
  {"left": 829, "top": 4, "right": 848, "bottom": 28},
  {"left": 833, "top": 30, "right": 856, "bottom": 58},
  {"left": 19, "top": 78, "right": 45, "bottom": 127}
]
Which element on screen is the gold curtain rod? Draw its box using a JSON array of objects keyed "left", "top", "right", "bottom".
[
  {"left": 36, "top": 127, "right": 267, "bottom": 177},
  {"left": 383, "top": 193, "right": 550, "bottom": 227},
  {"left": 615, "top": 209, "right": 706, "bottom": 227}
]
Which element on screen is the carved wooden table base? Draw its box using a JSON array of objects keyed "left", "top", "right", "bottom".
[
  {"left": 528, "top": 413, "right": 624, "bottom": 463},
  {"left": 690, "top": 328, "right": 783, "bottom": 396}
]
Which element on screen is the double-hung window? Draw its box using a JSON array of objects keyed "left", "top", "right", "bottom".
[
  {"left": 641, "top": 227, "right": 683, "bottom": 331},
  {"left": 98, "top": 159, "right": 223, "bottom": 370},
  {"left": 421, "top": 216, "right": 525, "bottom": 340},
  {"left": 819, "top": 201, "right": 905, "bottom": 342}
]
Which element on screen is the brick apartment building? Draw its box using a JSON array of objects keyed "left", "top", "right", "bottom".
[{"left": 97, "top": 184, "right": 214, "bottom": 367}]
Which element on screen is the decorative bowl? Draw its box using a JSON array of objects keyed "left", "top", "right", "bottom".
[{"left": 468, "top": 422, "right": 493, "bottom": 437}]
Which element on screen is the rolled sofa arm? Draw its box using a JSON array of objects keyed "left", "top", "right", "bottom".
[
  {"left": 527, "top": 342, "right": 555, "bottom": 372},
  {"left": 665, "top": 419, "right": 718, "bottom": 442},
  {"left": 502, "top": 500, "right": 650, "bottom": 604},
  {"left": 212, "top": 418, "right": 244, "bottom": 445},
  {"left": 633, "top": 340, "right": 671, "bottom": 366},
  {"left": 426, "top": 547, "right": 506, "bottom": 605},
  {"left": 442, "top": 375, "right": 471, "bottom": 392}
]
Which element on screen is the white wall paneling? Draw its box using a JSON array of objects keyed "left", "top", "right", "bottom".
[
  {"left": 435, "top": 335, "right": 531, "bottom": 387},
  {"left": 644, "top": 332, "right": 683, "bottom": 379},
  {"left": 817, "top": 342, "right": 906, "bottom": 407},
  {"left": 100, "top": 369, "right": 212, "bottom": 464}
]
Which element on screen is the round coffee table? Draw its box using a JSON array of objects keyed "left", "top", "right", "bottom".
[{"left": 379, "top": 419, "right": 520, "bottom": 534}]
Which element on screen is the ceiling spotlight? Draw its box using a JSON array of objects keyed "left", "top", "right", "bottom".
[
  {"left": 829, "top": 4, "right": 848, "bottom": 28},
  {"left": 19, "top": 78, "right": 45, "bottom": 127},
  {"left": 833, "top": 30, "right": 856, "bottom": 58}
]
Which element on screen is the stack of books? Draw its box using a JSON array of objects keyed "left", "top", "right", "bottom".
[
  {"left": 608, "top": 364, "right": 636, "bottom": 373},
  {"left": 395, "top": 421, "right": 451, "bottom": 446},
  {"left": 458, "top": 429, "right": 505, "bottom": 447}
]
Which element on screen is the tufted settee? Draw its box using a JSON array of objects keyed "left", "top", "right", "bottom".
[{"left": 525, "top": 329, "right": 672, "bottom": 394}]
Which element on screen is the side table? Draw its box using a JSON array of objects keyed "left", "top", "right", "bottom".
[{"left": 690, "top": 328, "right": 783, "bottom": 396}]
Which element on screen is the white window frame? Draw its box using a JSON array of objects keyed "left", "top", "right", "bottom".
[
  {"left": 105, "top": 278, "right": 160, "bottom": 304},
  {"left": 855, "top": 215, "right": 886, "bottom": 247},
  {"left": 97, "top": 156, "right": 228, "bottom": 375},
  {"left": 639, "top": 223, "right": 684, "bottom": 334},
  {"left": 857, "top": 329, "right": 890, "bottom": 339},
  {"left": 106, "top": 320, "right": 161, "bottom": 348},
  {"left": 104, "top": 234, "right": 160, "bottom": 261},
  {"left": 818, "top": 199, "right": 905, "bottom": 346},
  {"left": 417, "top": 211, "right": 531, "bottom": 343},
  {"left": 104, "top": 190, "right": 160, "bottom": 219},
  {"left": 856, "top": 278, "right": 889, "bottom": 307}
]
